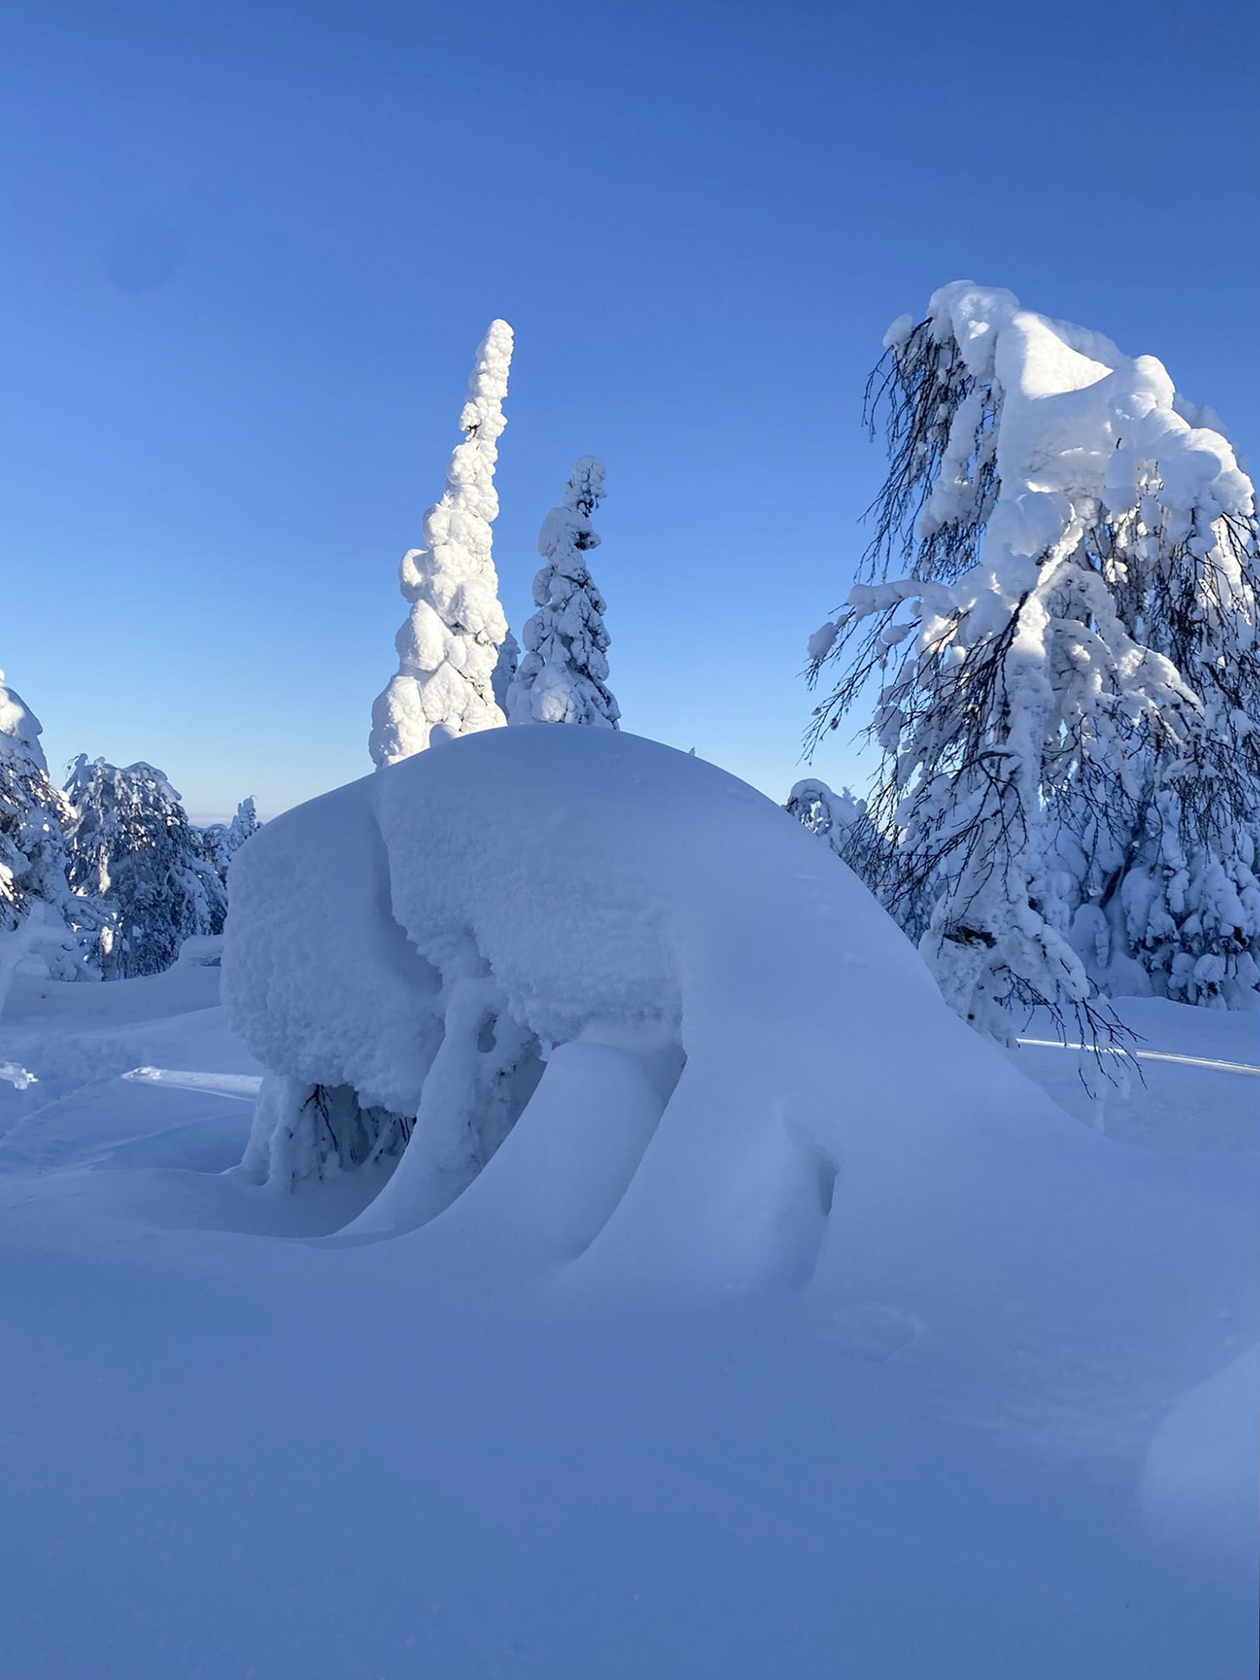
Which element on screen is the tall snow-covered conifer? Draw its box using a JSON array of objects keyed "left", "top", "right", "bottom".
[
  {"left": 807, "top": 283, "right": 1260, "bottom": 1037},
  {"left": 1, "top": 671, "right": 101, "bottom": 990},
  {"left": 370, "top": 321, "right": 514, "bottom": 765},
  {"left": 64, "top": 757, "right": 228, "bottom": 978},
  {"left": 506, "top": 457, "right": 620, "bottom": 728}
]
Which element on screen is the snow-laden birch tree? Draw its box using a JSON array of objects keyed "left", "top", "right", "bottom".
[
  {"left": 807, "top": 283, "right": 1260, "bottom": 1038},
  {"left": 370, "top": 320, "right": 514, "bottom": 766},
  {"left": 506, "top": 456, "right": 620, "bottom": 728}
]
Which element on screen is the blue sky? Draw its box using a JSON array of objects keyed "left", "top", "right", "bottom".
[{"left": 4, "top": 0, "right": 1257, "bottom": 820}]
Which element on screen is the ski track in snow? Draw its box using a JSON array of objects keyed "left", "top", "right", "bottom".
[
  {"left": 119, "top": 1066, "right": 262, "bottom": 1101},
  {"left": 1016, "top": 1038, "right": 1260, "bottom": 1077},
  {"left": 112, "top": 1047, "right": 1260, "bottom": 1116}
]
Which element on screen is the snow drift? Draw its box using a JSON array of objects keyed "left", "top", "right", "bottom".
[{"left": 224, "top": 726, "right": 1257, "bottom": 1418}]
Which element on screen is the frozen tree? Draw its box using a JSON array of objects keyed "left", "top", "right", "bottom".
[
  {"left": 807, "top": 283, "right": 1260, "bottom": 1039},
  {"left": 1, "top": 671, "right": 102, "bottom": 997},
  {"left": 203, "top": 796, "right": 262, "bottom": 883},
  {"left": 370, "top": 320, "right": 514, "bottom": 766},
  {"left": 1113, "top": 797, "right": 1260, "bottom": 1009},
  {"left": 491, "top": 630, "right": 519, "bottom": 713},
  {"left": 64, "top": 757, "right": 228, "bottom": 978},
  {"left": 785, "top": 777, "right": 891, "bottom": 904},
  {"left": 506, "top": 456, "right": 620, "bottom": 728}
]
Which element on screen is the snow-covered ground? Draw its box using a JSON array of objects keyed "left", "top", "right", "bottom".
[{"left": 2, "top": 734, "right": 1256, "bottom": 1678}]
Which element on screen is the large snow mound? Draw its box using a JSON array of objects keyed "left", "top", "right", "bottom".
[{"left": 224, "top": 728, "right": 1257, "bottom": 1385}]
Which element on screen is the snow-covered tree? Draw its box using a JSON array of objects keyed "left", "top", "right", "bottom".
[
  {"left": 506, "top": 456, "right": 620, "bottom": 728},
  {"left": 1113, "top": 797, "right": 1260, "bottom": 1009},
  {"left": 64, "top": 757, "right": 228, "bottom": 978},
  {"left": 491, "top": 631, "right": 519, "bottom": 713},
  {"left": 785, "top": 777, "right": 890, "bottom": 901},
  {"left": 807, "top": 283, "right": 1260, "bottom": 1039},
  {"left": 370, "top": 320, "right": 514, "bottom": 766},
  {"left": 202, "top": 796, "right": 262, "bottom": 884},
  {"left": 1, "top": 670, "right": 102, "bottom": 993}
]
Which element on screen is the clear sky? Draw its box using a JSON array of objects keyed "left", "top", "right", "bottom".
[{"left": 4, "top": 0, "right": 1257, "bottom": 821}]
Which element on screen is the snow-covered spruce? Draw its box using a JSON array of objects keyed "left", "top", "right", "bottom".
[
  {"left": 807, "top": 283, "right": 1260, "bottom": 1037},
  {"left": 506, "top": 457, "right": 620, "bottom": 728},
  {"left": 1, "top": 671, "right": 102, "bottom": 998},
  {"left": 64, "top": 756, "right": 228, "bottom": 978},
  {"left": 370, "top": 320, "right": 514, "bottom": 765}
]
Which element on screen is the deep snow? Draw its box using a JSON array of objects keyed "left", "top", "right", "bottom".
[{"left": 1, "top": 730, "right": 1256, "bottom": 1679}]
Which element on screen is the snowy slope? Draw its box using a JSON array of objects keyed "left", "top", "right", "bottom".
[{"left": 0, "top": 730, "right": 1255, "bottom": 1678}]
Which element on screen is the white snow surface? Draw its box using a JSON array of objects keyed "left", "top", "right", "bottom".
[{"left": 2, "top": 727, "right": 1257, "bottom": 1676}]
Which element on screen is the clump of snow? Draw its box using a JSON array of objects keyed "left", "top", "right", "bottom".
[
  {"left": 806, "top": 619, "right": 839, "bottom": 663},
  {"left": 369, "top": 320, "right": 514, "bottom": 766},
  {"left": 0, "top": 669, "right": 49, "bottom": 773},
  {"left": 881, "top": 312, "right": 914, "bottom": 350}
]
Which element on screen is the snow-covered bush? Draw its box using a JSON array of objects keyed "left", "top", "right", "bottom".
[
  {"left": 64, "top": 756, "right": 228, "bottom": 978},
  {"left": 1, "top": 671, "right": 102, "bottom": 991},
  {"left": 370, "top": 320, "right": 515, "bottom": 765},
  {"left": 507, "top": 457, "right": 620, "bottom": 727},
  {"left": 807, "top": 283, "right": 1260, "bottom": 1037}
]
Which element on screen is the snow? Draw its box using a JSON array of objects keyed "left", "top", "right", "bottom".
[
  {"left": 0, "top": 668, "right": 49, "bottom": 771},
  {"left": 1142, "top": 1343, "right": 1260, "bottom": 1576},
  {"left": 1, "top": 728, "right": 1256, "bottom": 1675},
  {"left": 805, "top": 617, "right": 839, "bottom": 661}
]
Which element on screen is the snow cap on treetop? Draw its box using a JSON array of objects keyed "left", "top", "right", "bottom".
[{"left": 0, "top": 671, "right": 49, "bottom": 771}]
